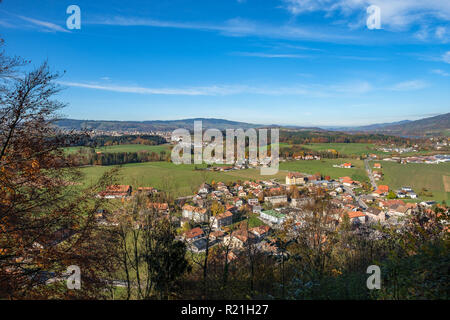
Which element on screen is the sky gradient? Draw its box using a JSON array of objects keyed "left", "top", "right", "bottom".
[{"left": 0, "top": 0, "right": 449, "bottom": 126}]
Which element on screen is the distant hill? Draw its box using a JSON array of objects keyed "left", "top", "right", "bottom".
[
  {"left": 56, "top": 118, "right": 262, "bottom": 132},
  {"left": 327, "top": 120, "right": 412, "bottom": 132},
  {"left": 367, "top": 113, "right": 449, "bottom": 137},
  {"left": 326, "top": 113, "right": 449, "bottom": 137},
  {"left": 56, "top": 118, "right": 322, "bottom": 132},
  {"left": 56, "top": 113, "right": 449, "bottom": 137}
]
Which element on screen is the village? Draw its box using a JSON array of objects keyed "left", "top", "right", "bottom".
[{"left": 95, "top": 162, "right": 439, "bottom": 259}]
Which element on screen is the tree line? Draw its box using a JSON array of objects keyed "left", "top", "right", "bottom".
[{"left": 68, "top": 148, "right": 170, "bottom": 166}]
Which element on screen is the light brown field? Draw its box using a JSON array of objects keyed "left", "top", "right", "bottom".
[{"left": 443, "top": 175, "right": 450, "bottom": 193}]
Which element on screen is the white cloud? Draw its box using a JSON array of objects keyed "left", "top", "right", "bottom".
[
  {"left": 431, "top": 69, "right": 450, "bottom": 76},
  {"left": 282, "top": 0, "right": 450, "bottom": 32},
  {"left": 17, "top": 15, "right": 70, "bottom": 33},
  {"left": 232, "top": 52, "right": 311, "bottom": 58},
  {"left": 435, "top": 26, "right": 448, "bottom": 41},
  {"left": 389, "top": 80, "right": 428, "bottom": 91},
  {"left": 442, "top": 51, "right": 450, "bottom": 64},
  {"left": 59, "top": 80, "right": 375, "bottom": 97},
  {"left": 90, "top": 16, "right": 359, "bottom": 42}
]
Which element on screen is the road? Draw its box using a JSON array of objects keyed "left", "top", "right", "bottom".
[
  {"left": 343, "top": 186, "right": 368, "bottom": 210},
  {"left": 364, "top": 158, "right": 378, "bottom": 190}
]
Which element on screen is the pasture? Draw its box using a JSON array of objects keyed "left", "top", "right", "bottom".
[
  {"left": 280, "top": 158, "right": 368, "bottom": 182},
  {"left": 66, "top": 144, "right": 171, "bottom": 154},
  {"left": 300, "top": 143, "right": 382, "bottom": 156},
  {"left": 81, "top": 161, "right": 286, "bottom": 197},
  {"left": 370, "top": 161, "right": 450, "bottom": 202}
]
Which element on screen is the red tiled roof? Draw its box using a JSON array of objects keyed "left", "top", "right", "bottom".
[{"left": 185, "top": 227, "right": 204, "bottom": 239}]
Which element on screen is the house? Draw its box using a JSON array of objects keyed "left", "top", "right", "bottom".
[
  {"left": 216, "top": 183, "right": 229, "bottom": 191},
  {"left": 190, "top": 238, "right": 208, "bottom": 252},
  {"left": 249, "top": 225, "right": 271, "bottom": 239},
  {"left": 365, "top": 207, "right": 386, "bottom": 222},
  {"left": 248, "top": 198, "right": 259, "bottom": 206},
  {"left": 407, "top": 192, "right": 418, "bottom": 199},
  {"left": 98, "top": 185, "right": 132, "bottom": 198},
  {"left": 264, "top": 195, "right": 288, "bottom": 206},
  {"left": 420, "top": 201, "right": 436, "bottom": 207},
  {"left": 260, "top": 210, "right": 286, "bottom": 225},
  {"left": 137, "top": 187, "right": 158, "bottom": 194},
  {"left": 373, "top": 163, "right": 382, "bottom": 169},
  {"left": 345, "top": 211, "right": 367, "bottom": 224},
  {"left": 238, "top": 191, "right": 247, "bottom": 197},
  {"left": 388, "top": 204, "right": 411, "bottom": 217},
  {"left": 340, "top": 177, "right": 354, "bottom": 187},
  {"left": 233, "top": 198, "right": 243, "bottom": 207},
  {"left": 223, "top": 230, "right": 257, "bottom": 249},
  {"left": 146, "top": 202, "right": 169, "bottom": 214},
  {"left": 291, "top": 197, "right": 313, "bottom": 208},
  {"left": 379, "top": 199, "right": 405, "bottom": 208},
  {"left": 184, "top": 227, "right": 204, "bottom": 242},
  {"left": 182, "top": 205, "right": 208, "bottom": 223},
  {"left": 286, "top": 172, "right": 307, "bottom": 185},
  {"left": 210, "top": 230, "right": 225, "bottom": 242},
  {"left": 252, "top": 205, "right": 262, "bottom": 213},
  {"left": 373, "top": 185, "right": 389, "bottom": 196},
  {"left": 211, "top": 211, "right": 233, "bottom": 229},
  {"left": 198, "top": 183, "right": 212, "bottom": 194},
  {"left": 396, "top": 191, "right": 407, "bottom": 198},
  {"left": 343, "top": 163, "right": 353, "bottom": 168}
]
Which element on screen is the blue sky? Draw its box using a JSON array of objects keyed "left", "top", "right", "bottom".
[{"left": 0, "top": 0, "right": 449, "bottom": 126}]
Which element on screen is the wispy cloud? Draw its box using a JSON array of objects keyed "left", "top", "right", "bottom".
[
  {"left": 282, "top": 0, "right": 450, "bottom": 42},
  {"left": 59, "top": 79, "right": 377, "bottom": 97},
  {"left": 58, "top": 81, "right": 240, "bottom": 96},
  {"left": 389, "top": 80, "right": 428, "bottom": 91},
  {"left": 88, "top": 16, "right": 359, "bottom": 43},
  {"left": 17, "top": 15, "right": 70, "bottom": 33},
  {"left": 442, "top": 51, "right": 450, "bottom": 64},
  {"left": 431, "top": 69, "right": 450, "bottom": 76},
  {"left": 231, "top": 52, "right": 311, "bottom": 58}
]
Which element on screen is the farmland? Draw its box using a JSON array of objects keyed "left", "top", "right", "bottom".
[
  {"left": 75, "top": 142, "right": 448, "bottom": 201},
  {"left": 80, "top": 161, "right": 286, "bottom": 197},
  {"left": 66, "top": 144, "right": 171, "bottom": 154},
  {"left": 299, "top": 143, "right": 382, "bottom": 156},
  {"left": 280, "top": 158, "right": 368, "bottom": 182},
  {"left": 371, "top": 161, "right": 450, "bottom": 202}
]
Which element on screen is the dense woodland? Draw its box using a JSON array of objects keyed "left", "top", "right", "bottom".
[
  {"left": 69, "top": 134, "right": 167, "bottom": 148},
  {"left": 68, "top": 147, "right": 170, "bottom": 166},
  {"left": 279, "top": 130, "right": 413, "bottom": 145}
]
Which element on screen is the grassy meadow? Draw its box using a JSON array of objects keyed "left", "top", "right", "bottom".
[
  {"left": 81, "top": 161, "right": 286, "bottom": 197},
  {"left": 299, "top": 143, "right": 382, "bottom": 156},
  {"left": 370, "top": 161, "right": 450, "bottom": 202},
  {"left": 73, "top": 142, "right": 448, "bottom": 202},
  {"left": 280, "top": 158, "right": 368, "bottom": 182},
  {"left": 66, "top": 144, "right": 171, "bottom": 154}
]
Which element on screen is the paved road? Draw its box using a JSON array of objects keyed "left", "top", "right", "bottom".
[
  {"left": 343, "top": 186, "right": 368, "bottom": 210},
  {"left": 364, "top": 158, "right": 378, "bottom": 190}
]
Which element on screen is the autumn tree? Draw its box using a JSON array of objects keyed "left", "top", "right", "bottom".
[{"left": 0, "top": 40, "right": 118, "bottom": 299}]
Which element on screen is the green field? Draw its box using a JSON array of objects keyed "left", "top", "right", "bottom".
[
  {"left": 300, "top": 143, "right": 382, "bottom": 156},
  {"left": 81, "top": 161, "right": 286, "bottom": 197},
  {"left": 280, "top": 158, "right": 368, "bottom": 182},
  {"left": 66, "top": 144, "right": 171, "bottom": 154},
  {"left": 370, "top": 161, "right": 450, "bottom": 203}
]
